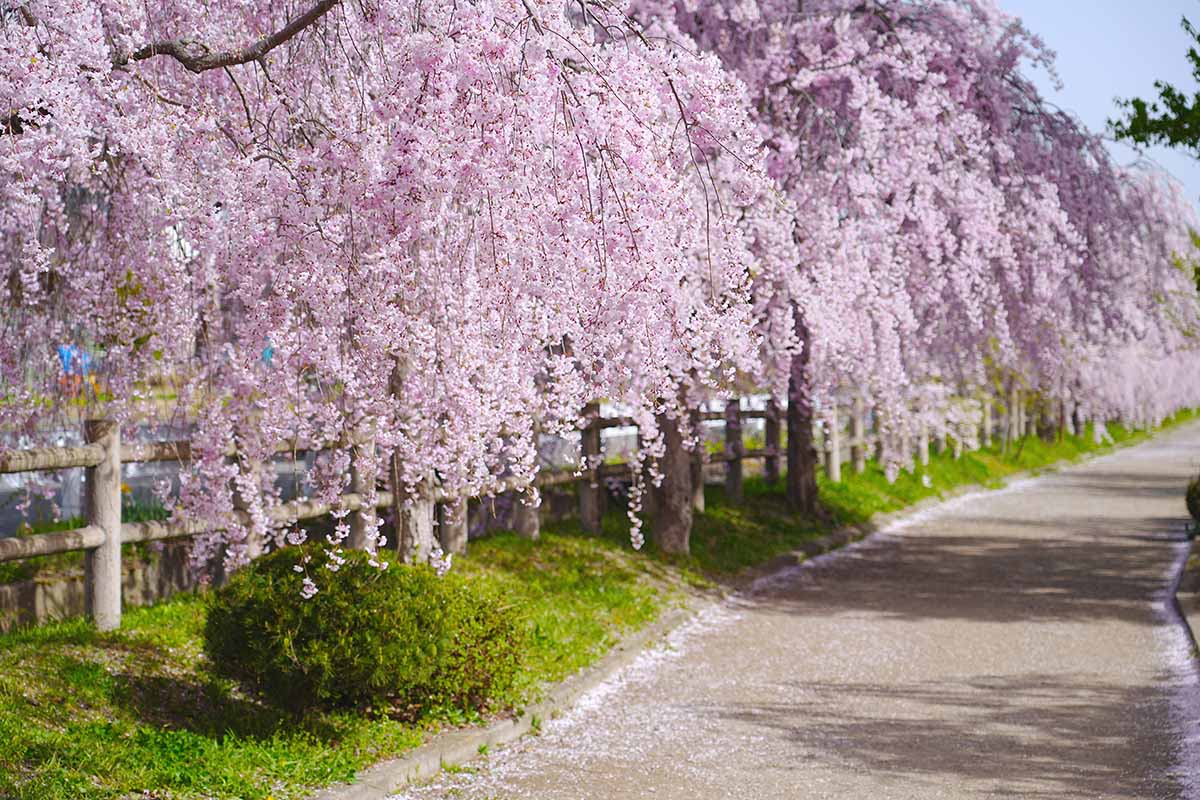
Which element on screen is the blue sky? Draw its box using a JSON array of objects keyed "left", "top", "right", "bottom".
[{"left": 999, "top": 0, "right": 1200, "bottom": 202}]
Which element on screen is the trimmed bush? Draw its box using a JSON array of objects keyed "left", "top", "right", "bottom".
[
  {"left": 1188, "top": 475, "right": 1200, "bottom": 526},
  {"left": 203, "top": 545, "right": 525, "bottom": 715},
  {"left": 421, "top": 580, "right": 525, "bottom": 713}
]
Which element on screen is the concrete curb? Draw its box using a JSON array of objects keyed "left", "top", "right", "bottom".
[
  {"left": 311, "top": 602, "right": 709, "bottom": 800},
  {"left": 313, "top": 423, "right": 1195, "bottom": 800},
  {"left": 1171, "top": 535, "right": 1200, "bottom": 659}
]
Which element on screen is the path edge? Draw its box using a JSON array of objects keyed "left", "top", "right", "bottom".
[
  {"left": 313, "top": 423, "right": 1196, "bottom": 800},
  {"left": 1171, "top": 534, "right": 1200, "bottom": 661}
]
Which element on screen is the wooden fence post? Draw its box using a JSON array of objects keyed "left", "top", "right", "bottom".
[
  {"left": 764, "top": 398, "right": 781, "bottom": 485},
  {"left": 579, "top": 402, "right": 605, "bottom": 533},
  {"left": 724, "top": 399, "right": 744, "bottom": 502},
  {"left": 85, "top": 419, "right": 121, "bottom": 631},
  {"left": 827, "top": 403, "right": 842, "bottom": 483},
  {"left": 348, "top": 439, "right": 374, "bottom": 550},
  {"left": 851, "top": 395, "right": 866, "bottom": 474},
  {"left": 438, "top": 498, "right": 468, "bottom": 556}
]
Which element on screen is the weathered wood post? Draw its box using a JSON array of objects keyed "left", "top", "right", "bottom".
[
  {"left": 764, "top": 398, "right": 781, "bottom": 485},
  {"left": 851, "top": 395, "right": 866, "bottom": 475},
  {"left": 579, "top": 402, "right": 605, "bottom": 533},
  {"left": 85, "top": 419, "right": 121, "bottom": 631},
  {"left": 689, "top": 408, "right": 705, "bottom": 513},
  {"left": 827, "top": 403, "right": 842, "bottom": 483},
  {"left": 438, "top": 498, "right": 468, "bottom": 556},
  {"left": 724, "top": 399, "right": 744, "bottom": 502},
  {"left": 348, "top": 439, "right": 375, "bottom": 550}
]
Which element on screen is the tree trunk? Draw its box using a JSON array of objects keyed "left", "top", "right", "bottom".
[
  {"left": 394, "top": 477, "right": 435, "bottom": 564},
  {"left": 786, "top": 375, "right": 819, "bottom": 514},
  {"left": 348, "top": 438, "right": 375, "bottom": 550},
  {"left": 579, "top": 402, "right": 605, "bottom": 533},
  {"left": 438, "top": 498, "right": 468, "bottom": 556},
  {"left": 689, "top": 409, "right": 705, "bottom": 513},
  {"left": 826, "top": 403, "right": 842, "bottom": 483},
  {"left": 512, "top": 491, "right": 540, "bottom": 540},
  {"left": 981, "top": 395, "right": 992, "bottom": 448},
  {"left": 724, "top": 399, "right": 744, "bottom": 501},
  {"left": 1007, "top": 384, "right": 1019, "bottom": 449},
  {"left": 851, "top": 395, "right": 866, "bottom": 474},
  {"left": 764, "top": 398, "right": 781, "bottom": 484},
  {"left": 653, "top": 412, "right": 692, "bottom": 554}
]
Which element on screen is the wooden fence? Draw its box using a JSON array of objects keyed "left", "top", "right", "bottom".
[{"left": 0, "top": 393, "right": 1030, "bottom": 631}]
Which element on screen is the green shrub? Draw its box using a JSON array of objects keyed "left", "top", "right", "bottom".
[
  {"left": 421, "top": 580, "right": 524, "bottom": 713},
  {"left": 203, "top": 545, "right": 525, "bottom": 716},
  {"left": 1188, "top": 475, "right": 1200, "bottom": 525}
]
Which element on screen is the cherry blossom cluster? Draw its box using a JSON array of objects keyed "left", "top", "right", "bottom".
[
  {"left": 649, "top": 0, "right": 1200, "bottom": 469},
  {"left": 2, "top": 0, "right": 1199, "bottom": 565}
]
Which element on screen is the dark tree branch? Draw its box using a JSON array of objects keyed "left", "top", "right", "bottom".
[{"left": 113, "top": 0, "right": 340, "bottom": 73}]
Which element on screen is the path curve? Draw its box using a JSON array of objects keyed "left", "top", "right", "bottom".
[{"left": 399, "top": 425, "right": 1200, "bottom": 799}]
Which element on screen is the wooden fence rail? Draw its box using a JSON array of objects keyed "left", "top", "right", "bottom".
[
  {"left": 0, "top": 393, "right": 1022, "bottom": 630},
  {"left": 0, "top": 400, "right": 799, "bottom": 630}
]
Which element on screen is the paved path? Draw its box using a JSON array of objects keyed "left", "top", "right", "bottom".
[{"left": 399, "top": 425, "right": 1200, "bottom": 799}]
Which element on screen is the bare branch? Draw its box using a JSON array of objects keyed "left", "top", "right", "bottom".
[{"left": 113, "top": 0, "right": 341, "bottom": 73}]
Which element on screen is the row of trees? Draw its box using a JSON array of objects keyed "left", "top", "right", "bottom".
[{"left": 3, "top": 0, "right": 1199, "bottom": 566}]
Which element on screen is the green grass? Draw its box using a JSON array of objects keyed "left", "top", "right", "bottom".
[
  {"left": 821, "top": 411, "right": 1197, "bottom": 527},
  {"left": 0, "top": 531, "right": 677, "bottom": 800},
  {"left": 0, "top": 409, "right": 1194, "bottom": 798}
]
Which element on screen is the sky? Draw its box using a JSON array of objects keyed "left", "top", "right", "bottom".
[{"left": 999, "top": 0, "right": 1200, "bottom": 203}]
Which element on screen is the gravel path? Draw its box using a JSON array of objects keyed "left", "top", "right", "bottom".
[{"left": 398, "top": 425, "right": 1200, "bottom": 799}]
